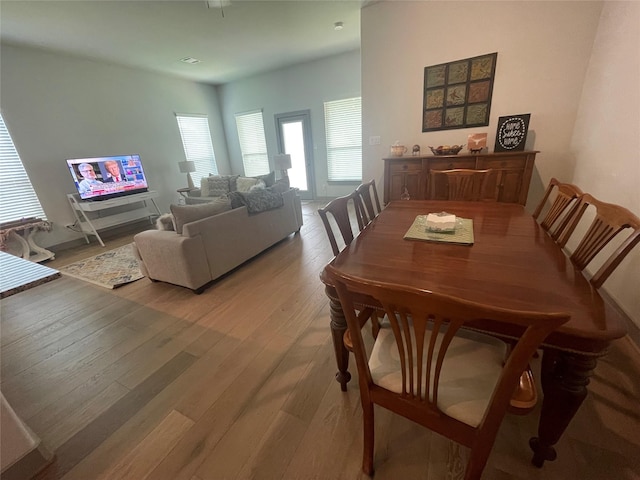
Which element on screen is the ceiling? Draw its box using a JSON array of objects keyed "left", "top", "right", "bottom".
[{"left": 0, "top": 0, "right": 365, "bottom": 85}]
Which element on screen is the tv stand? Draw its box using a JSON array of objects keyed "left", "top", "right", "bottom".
[{"left": 67, "top": 191, "right": 161, "bottom": 246}]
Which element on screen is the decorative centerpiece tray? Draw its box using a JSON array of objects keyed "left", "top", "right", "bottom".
[{"left": 404, "top": 215, "right": 474, "bottom": 245}]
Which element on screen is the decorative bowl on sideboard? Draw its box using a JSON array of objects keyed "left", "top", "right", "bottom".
[{"left": 428, "top": 145, "right": 465, "bottom": 155}]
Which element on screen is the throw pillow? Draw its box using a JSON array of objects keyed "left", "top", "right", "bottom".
[
  {"left": 236, "top": 176, "right": 260, "bottom": 192},
  {"left": 228, "top": 191, "right": 245, "bottom": 209},
  {"left": 155, "top": 213, "right": 175, "bottom": 231},
  {"left": 228, "top": 174, "right": 240, "bottom": 192},
  {"left": 206, "top": 175, "right": 231, "bottom": 197},
  {"left": 170, "top": 197, "right": 231, "bottom": 234},
  {"left": 200, "top": 176, "right": 210, "bottom": 197},
  {"left": 254, "top": 171, "right": 276, "bottom": 187},
  {"left": 237, "top": 189, "right": 285, "bottom": 214},
  {"left": 248, "top": 180, "right": 266, "bottom": 192}
]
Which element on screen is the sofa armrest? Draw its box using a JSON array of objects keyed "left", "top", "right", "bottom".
[{"left": 133, "top": 230, "right": 211, "bottom": 291}]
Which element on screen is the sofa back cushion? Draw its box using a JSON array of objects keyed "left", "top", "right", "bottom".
[{"left": 170, "top": 197, "right": 231, "bottom": 234}]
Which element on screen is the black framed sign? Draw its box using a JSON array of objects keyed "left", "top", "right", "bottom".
[
  {"left": 494, "top": 113, "right": 531, "bottom": 152},
  {"left": 422, "top": 52, "right": 498, "bottom": 132}
]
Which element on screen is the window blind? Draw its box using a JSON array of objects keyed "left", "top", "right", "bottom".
[
  {"left": 324, "top": 97, "right": 362, "bottom": 182},
  {"left": 175, "top": 114, "right": 218, "bottom": 184},
  {"left": 0, "top": 113, "right": 47, "bottom": 224},
  {"left": 235, "top": 110, "right": 269, "bottom": 177}
]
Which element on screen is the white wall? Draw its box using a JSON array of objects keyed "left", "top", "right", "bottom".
[
  {"left": 569, "top": 1, "right": 640, "bottom": 326},
  {"left": 361, "top": 0, "right": 602, "bottom": 206},
  {"left": 218, "top": 50, "right": 361, "bottom": 199},
  {"left": 0, "top": 44, "right": 228, "bottom": 247},
  {"left": 361, "top": 0, "right": 640, "bottom": 327}
]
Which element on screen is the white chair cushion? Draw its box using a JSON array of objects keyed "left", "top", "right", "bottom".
[{"left": 369, "top": 324, "right": 507, "bottom": 428}]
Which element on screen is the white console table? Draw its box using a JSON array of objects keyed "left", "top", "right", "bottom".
[{"left": 67, "top": 191, "right": 161, "bottom": 246}]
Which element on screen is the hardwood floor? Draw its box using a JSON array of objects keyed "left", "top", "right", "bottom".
[{"left": 2, "top": 201, "right": 639, "bottom": 479}]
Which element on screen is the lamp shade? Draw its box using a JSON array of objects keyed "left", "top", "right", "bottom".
[
  {"left": 178, "top": 160, "right": 196, "bottom": 173},
  {"left": 273, "top": 154, "right": 292, "bottom": 170}
]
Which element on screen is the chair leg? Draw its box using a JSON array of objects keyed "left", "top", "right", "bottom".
[{"left": 362, "top": 401, "right": 375, "bottom": 476}]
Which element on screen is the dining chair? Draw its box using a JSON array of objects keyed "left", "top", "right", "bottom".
[
  {"left": 532, "top": 178, "right": 584, "bottom": 239},
  {"left": 356, "top": 179, "right": 383, "bottom": 224},
  {"left": 319, "top": 193, "right": 380, "bottom": 347},
  {"left": 429, "top": 169, "right": 493, "bottom": 201},
  {"left": 325, "top": 263, "right": 569, "bottom": 479},
  {"left": 318, "top": 191, "right": 366, "bottom": 257},
  {"left": 555, "top": 193, "right": 640, "bottom": 289}
]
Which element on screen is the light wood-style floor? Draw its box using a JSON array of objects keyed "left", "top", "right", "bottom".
[{"left": 2, "top": 201, "right": 639, "bottom": 479}]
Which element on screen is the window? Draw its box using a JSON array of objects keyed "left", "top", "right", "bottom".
[
  {"left": 324, "top": 97, "right": 362, "bottom": 182},
  {"left": 235, "top": 110, "right": 269, "bottom": 177},
  {"left": 0, "top": 113, "right": 47, "bottom": 224},
  {"left": 175, "top": 114, "right": 218, "bottom": 183}
]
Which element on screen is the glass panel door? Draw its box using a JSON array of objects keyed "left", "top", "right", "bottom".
[{"left": 275, "top": 110, "right": 315, "bottom": 200}]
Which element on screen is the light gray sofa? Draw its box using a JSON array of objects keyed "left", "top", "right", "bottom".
[{"left": 133, "top": 188, "right": 303, "bottom": 292}]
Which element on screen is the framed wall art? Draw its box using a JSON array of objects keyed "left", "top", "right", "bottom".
[
  {"left": 422, "top": 52, "right": 497, "bottom": 132},
  {"left": 494, "top": 113, "right": 531, "bottom": 152}
]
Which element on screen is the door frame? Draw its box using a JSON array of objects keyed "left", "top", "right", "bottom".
[{"left": 274, "top": 110, "right": 315, "bottom": 200}]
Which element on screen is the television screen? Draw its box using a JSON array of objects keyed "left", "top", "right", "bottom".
[{"left": 67, "top": 154, "right": 149, "bottom": 200}]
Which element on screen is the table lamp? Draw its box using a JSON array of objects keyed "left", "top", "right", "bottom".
[
  {"left": 178, "top": 161, "right": 196, "bottom": 189},
  {"left": 273, "top": 154, "right": 292, "bottom": 179}
]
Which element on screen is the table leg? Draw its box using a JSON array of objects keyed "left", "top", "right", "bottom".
[
  {"left": 327, "top": 288, "right": 351, "bottom": 391},
  {"left": 7, "top": 230, "right": 31, "bottom": 259},
  {"left": 530, "top": 350, "right": 597, "bottom": 467},
  {"left": 26, "top": 227, "right": 55, "bottom": 261}
]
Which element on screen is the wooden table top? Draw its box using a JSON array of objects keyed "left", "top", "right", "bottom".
[{"left": 323, "top": 200, "right": 626, "bottom": 354}]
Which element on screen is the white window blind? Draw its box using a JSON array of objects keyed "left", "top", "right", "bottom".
[
  {"left": 324, "top": 97, "right": 362, "bottom": 182},
  {"left": 0, "top": 113, "right": 47, "bottom": 224},
  {"left": 235, "top": 110, "right": 269, "bottom": 177},
  {"left": 175, "top": 114, "right": 218, "bottom": 183}
]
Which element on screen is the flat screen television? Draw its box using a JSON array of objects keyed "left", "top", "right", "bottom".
[{"left": 67, "top": 154, "right": 149, "bottom": 201}]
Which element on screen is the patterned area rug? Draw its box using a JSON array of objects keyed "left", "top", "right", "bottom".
[{"left": 59, "top": 243, "right": 144, "bottom": 289}]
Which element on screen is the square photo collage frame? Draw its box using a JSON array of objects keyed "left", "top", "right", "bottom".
[{"left": 422, "top": 52, "right": 497, "bottom": 132}]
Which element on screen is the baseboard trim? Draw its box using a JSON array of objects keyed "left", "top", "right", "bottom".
[{"left": 50, "top": 219, "right": 151, "bottom": 254}]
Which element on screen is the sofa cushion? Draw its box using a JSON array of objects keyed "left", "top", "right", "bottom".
[
  {"left": 237, "top": 176, "right": 261, "bottom": 192},
  {"left": 170, "top": 197, "right": 231, "bottom": 234}
]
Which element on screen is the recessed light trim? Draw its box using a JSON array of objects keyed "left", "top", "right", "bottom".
[
  {"left": 334, "top": 21, "right": 344, "bottom": 31},
  {"left": 180, "top": 57, "right": 202, "bottom": 64}
]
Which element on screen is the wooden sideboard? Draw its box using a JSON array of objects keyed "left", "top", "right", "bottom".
[{"left": 383, "top": 150, "right": 538, "bottom": 205}]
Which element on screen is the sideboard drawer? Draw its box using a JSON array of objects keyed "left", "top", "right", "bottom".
[
  {"left": 389, "top": 159, "right": 422, "bottom": 174},
  {"left": 480, "top": 156, "right": 527, "bottom": 170},
  {"left": 426, "top": 158, "right": 476, "bottom": 171}
]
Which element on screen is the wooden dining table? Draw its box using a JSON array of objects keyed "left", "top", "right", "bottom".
[{"left": 319, "top": 200, "right": 627, "bottom": 468}]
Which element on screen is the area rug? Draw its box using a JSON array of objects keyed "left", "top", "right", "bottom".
[{"left": 59, "top": 243, "right": 143, "bottom": 289}]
